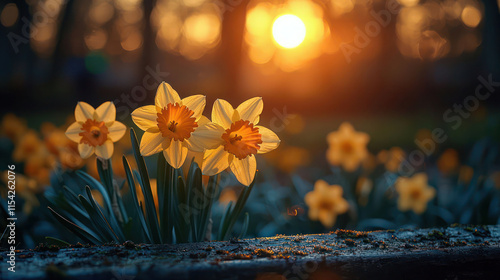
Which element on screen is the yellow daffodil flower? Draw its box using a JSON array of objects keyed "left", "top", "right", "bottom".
[
  {"left": 377, "top": 147, "right": 406, "bottom": 173},
  {"left": 304, "top": 180, "right": 349, "bottom": 228},
  {"left": 131, "top": 82, "right": 221, "bottom": 169},
  {"left": 326, "top": 122, "right": 369, "bottom": 172},
  {"left": 395, "top": 173, "right": 436, "bottom": 214},
  {"left": 65, "top": 101, "right": 127, "bottom": 159},
  {"left": 437, "top": 148, "right": 459, "bottom": 175},
  {"left": 201, "top": 97, "right": 280, "bottom": 186}
]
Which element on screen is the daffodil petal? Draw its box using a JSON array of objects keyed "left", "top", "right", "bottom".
[
  {"left": 140, "top": 132, "right": 165, "bottom": 156},
  {"left": 155, "top": 82, "right": 181, "bottom": 108},
  {"left": 308, "top": 206, "right": 319, "bottom": 220},
  {"left": 163, "top": 140, "right": 188, "bottom": 169},
  {"left": 95, "top": 101, "right": 116, "bottom": 123},
  {"left": 212, "top": 99, "right": 234, "bottom": 129},
  {"left": 181, "top": 95, "right": 206, "bottom": 120},
  {"left": 75, "top": 102, "right": 95, "bottom": 123},
  {"left": 304, "top": 191, "right": 318, "bottom": 207},
  {"left": 334, "top": 199, "right": 349, "bottom": 213},
  {"left": 230, "top": 155, "right": 256, "bottom": 186},
  {"left": 108, "top": 121, "right": 127, "bottom": 142},
  {"left": 256, "top": 126, "right": 280, "bottom": 154},
  {"left": 131, "top": 105, "right": 159, "bottom": 132},
  {"left": 188, "top": 122, "right": 225, "bottom": 152},
  {"left": 78, "top": 143, "right": 94, "bottom": 159},
  {"left": 318, "top": 211, "right": 336, "bottom": 228},
  {"left": 236, "top": 97, "right": 263, "bottom": 124},
  {"left": 197, "top": 115, "right": 210, "bottom": 126},
  {"left": 202, "top": 146, "right": 230, "bottom": 176},
  {"left": 65, "top": 122, "right": 82, "bottom": 143},
  {"left": 95, "top": 140, "right": 114, "bottom": 159}
]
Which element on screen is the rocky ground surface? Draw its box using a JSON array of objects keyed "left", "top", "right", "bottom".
[{"left": 1, "top": 224, "right": 500, "bottom": 280}]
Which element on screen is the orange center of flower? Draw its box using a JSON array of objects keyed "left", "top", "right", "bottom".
[
  {"left": 79, "top": 119, "right": 109, "bottom": 147},
  {"left": 222, "top": 120, "right": 263, "bottom": 160},
  {"left": 340, "top": 141, "right": 354, "bottom": 154},
  {"left": 319, "top": 200, "right": 334, "bottom": 211},
  {"left": 157, "top": 103, "right": 198, "bottom": 141},
  {"left": 410, "top": 188, "right": 422, "bottom": 199}
]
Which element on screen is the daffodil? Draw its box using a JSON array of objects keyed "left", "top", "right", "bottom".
[
  {"left": 131, "top": 82, "right": 221, "bottom": 169},
  {"left": 377, "top": 147, "right": 406, "bottom": 173},
  {"left": 304, "top": 180, "right": 349, "bottom": 228},
  {"left": 395, "top": 173, "right": 436, "bottom": 214},
  {"left": 1, "top": 113, "right": 28, "bottom": 142},
  {"left": 326, "top": 122, "right": 369, "bottom": 171},
  {"left": 201, "top": 98, "right": 281, "bottom": 186},
  {"left": 65, "top": 101, "right": 127, "bottom": 159},
  {"left": 437, "top": 148, "right": 459, "bottom": 175}
]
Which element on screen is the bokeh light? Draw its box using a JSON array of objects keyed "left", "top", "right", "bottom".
[
  {"left": 244, "top": 0, "right": 329, "bottom": 71},
  {"left": 272, "top": 14, "right": 307, "bottom": 49},
  {"left": 461, "top": 5, "right": 482, "bottom": 28},
  {"left": 151, "top": 0, "right": 221, "bottom": 60},
  {"left": 0, "top": 3, "right": 19, "bottom": 27}
]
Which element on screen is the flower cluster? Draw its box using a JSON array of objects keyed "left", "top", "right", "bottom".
[{"left": 66, "top": 82, "right": 280, "bottom": 186}]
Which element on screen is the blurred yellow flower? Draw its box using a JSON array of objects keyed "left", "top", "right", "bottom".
[
  {"left": 326, "top": 122, "right": 369, "bottom": 171},
  {"left": 395, "top": 173, "right": 435, "bottom": 214},
  {"left": 218, "top": 187, "right": 240, "bottom": 205},
  {"left": 264, "top": 144, "right": 310, "bottom": 173},
  {"left": 66, "top": 101, "right": 127, "bottom": 159},
  {"left": 1, "top": 113, "right": 28, "bottom": 142},
  {"left": 131, "top": 82, "right": 218, "bottom": 169},
  {"left": 24, "top": 154, "right": 52, "bottom": 187},
  {"left": 12, "top": 130, "right": 44, "bottom": 162},
  {"left": 304, "top": 180, "right": 349, "bottom": 228},
  {"left": 377, "top": 147, "right": 406, "bottom": 172},
  {"left": 43, "top": 127, "right": 85, "bottom": 170},
  {"left": 459, "top": 165, "right": 474, "bottom": 184},
  {"left": 437, "top": 148, "right": 459, "bottom": 175},
  {"left": 201, "top": 98, "right": 281, "bottom": 186}
]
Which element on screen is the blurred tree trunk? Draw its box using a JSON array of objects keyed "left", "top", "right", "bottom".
[
  {"left": 219, "top": 0, "right": 248, "bottom": 99},
  {"left": 481, "top": 0, "right": 500, "bottom": 78},
  {"left": 49, "top": 0, "right": 77, "bottom": 82},
  {"left": 141, "top": 0, "right": 156, "bottom": 84}
]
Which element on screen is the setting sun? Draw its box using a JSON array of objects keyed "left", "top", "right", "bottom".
[{"left": 272, "top": 14, "right": 306, "bottom": 49}]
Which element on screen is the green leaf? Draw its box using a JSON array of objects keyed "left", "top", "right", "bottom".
[
  {"left": 85, "top": 185, "right": 124, "bottom": 240},
  {"left": 45, "top": 237, "right": 71, "bottom": 247},
  {"left": 78, "top": 187, "right": 120, "bottom": 243},
  {"left": 218, "top": 201, "right": 233, "bottom": 241},
  {"left": 221, "top": 178, "right": 256, "bottom": 240},
  {"left": 96, "top": 158, "right": 129, "bottom": 224},
  {"left": 173, "top": 176, "right": 190, "bottom": 243},
  {"left": 130, "top": 128, "right": 162, "bottom": 243},
  {"left": 96, "top": 158, "right": 113, "bottom": 194},
  {"left": 238, "top": 213, "right": 249, "bottom": 239},
  {"left": 198, "top": 174, "right": 219, "bottom": 241},
  {"left": 123, "top": 155, "right": 152, "bottom": 243},
  {"left": 75, "top": 171, "right": 113, "bottom": 214},
  {"left": 157, "top": 153, "right": 173, "bottom": 243},
  {"left": 48, "top": 207, "right": 103, "bottom": 245}
]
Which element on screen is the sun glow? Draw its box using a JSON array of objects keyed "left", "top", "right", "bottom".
[{"left": 272, "top": 14, "right": 306, "bottom": 49}]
